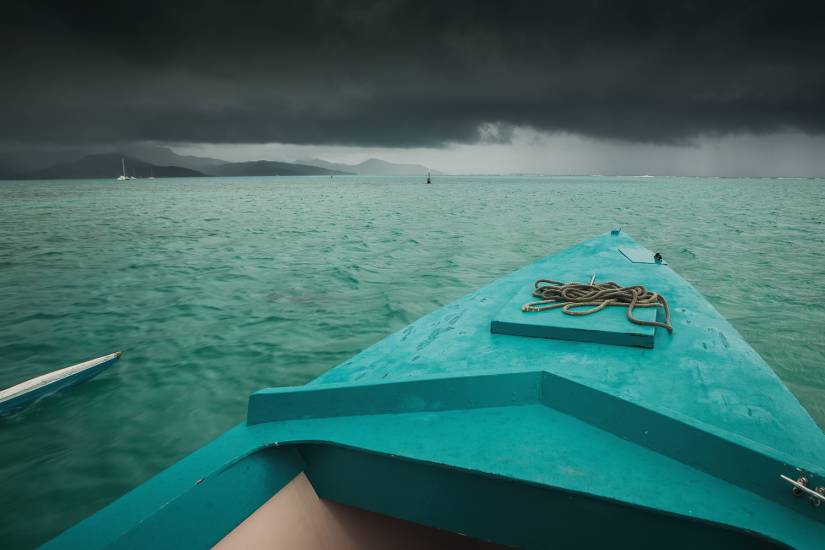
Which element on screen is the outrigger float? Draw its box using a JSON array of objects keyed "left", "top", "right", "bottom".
[
  {"left": 0, "top": 352, "right": 121, "bottom": 415},
  {"left": 46, "top": 232, "right": 824, "bottom": 548}
]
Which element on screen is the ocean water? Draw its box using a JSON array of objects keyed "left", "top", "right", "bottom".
[{"left": 1, "top": 175, "right": 824, "bottom": 547}]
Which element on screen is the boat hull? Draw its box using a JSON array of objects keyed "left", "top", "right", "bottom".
[{"left": 42, "top": 232, "right": 825, "bottom": 548}]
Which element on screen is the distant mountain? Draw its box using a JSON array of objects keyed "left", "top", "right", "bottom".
[
  {"left": 120, "top": 144, "right": 226, "bottom": 172},
  {"left": 0, "top": 163, "right": 21, "bottom": 180},
  {"left": 0, "top": 148, "right": 96, "bottom": 178},
  {"left": 0, "top": 143, "right": 226, "bottom": 175},
  {"left": 210, "top": 160, "right": 352, "bottom": 177},
  {"left": 1, "top": 148, "right": 431, "bottom": 180},
  {"left": 297, "top": 157, "right": 444, "bottom": 176},
  {"left": 21, "top": 153, "right": 206, "bottom": 179}
]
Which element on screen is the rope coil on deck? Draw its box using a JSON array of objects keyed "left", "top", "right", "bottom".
[{"left": 522, "top": 279, "right": 673, "bottom": 332}]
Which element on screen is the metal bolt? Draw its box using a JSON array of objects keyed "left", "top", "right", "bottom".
[
  {"left": 792, "top": 477, "right": 808, "bottom": 497},
  {"left": 812, "top": 487, "right": 825, "bottom": 507}
]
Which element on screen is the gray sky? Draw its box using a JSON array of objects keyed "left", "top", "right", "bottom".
[
  {"left": 174, "top": 129, "right": 825, "bottom": 177},
  {"left": 2, "top": 0, "right": 825, "bottom": 176}
]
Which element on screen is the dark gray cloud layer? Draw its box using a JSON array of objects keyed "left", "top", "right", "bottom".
[{"left": 2, "top": 0, "right": 824, "bottom": 146}]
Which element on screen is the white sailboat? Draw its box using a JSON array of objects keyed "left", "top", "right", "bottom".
[{"left": 117, "top": 158, "right": 128, "bottom": 181}]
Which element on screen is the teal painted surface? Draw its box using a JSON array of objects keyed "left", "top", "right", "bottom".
[
  {"left": 42, "top": 433, "right": 305, "bottom": 550},
  {"left": 490, "top": 281, "right": 657, "bottom": 347},
  {"left": 303, "top": 445, "right": 779, "bottom": 549},
  {"left": 316, "top": 232, "right": 825, "bottom": 468},
  {"left": 47, "top": 377, "right": 823, "bottom": 548},
  {"left": 45, "top": 231, "right": 825, "bottom": 549},
  {"left": 2, "top": 176, "right": 825, "bottom": 547}
]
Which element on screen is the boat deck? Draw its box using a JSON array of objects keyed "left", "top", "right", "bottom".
[{"left": 314, "top": 231, "right": 825, "bottom": 466}]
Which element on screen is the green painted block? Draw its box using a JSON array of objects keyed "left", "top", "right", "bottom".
[{"left": 490, "top": 284, "right": 658, "bottom": 348}]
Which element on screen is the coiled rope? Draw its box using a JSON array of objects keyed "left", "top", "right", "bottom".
[{"left": 522, "top": 279, "right": 673, "bottom": 332}]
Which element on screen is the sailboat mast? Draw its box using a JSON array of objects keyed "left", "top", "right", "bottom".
[{"left": 122, "top": 158, "right": 126, "bottom": 177}]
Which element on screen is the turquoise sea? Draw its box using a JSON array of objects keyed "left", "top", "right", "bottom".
[{"left": 1, "top": 175, "right": 824, "bottom": 548}]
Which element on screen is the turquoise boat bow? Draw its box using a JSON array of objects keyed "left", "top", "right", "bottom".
[{"left": 45, "top": 232, "right": 825, "bottom": 548}]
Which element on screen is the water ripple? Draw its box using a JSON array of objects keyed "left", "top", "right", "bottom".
[{"left": 0, "top": 175, "right": 824, "bottom": 547}]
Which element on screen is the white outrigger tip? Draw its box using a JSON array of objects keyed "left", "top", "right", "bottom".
[{"left": 0, "top": 352, "right": 122, "bottom": 415}]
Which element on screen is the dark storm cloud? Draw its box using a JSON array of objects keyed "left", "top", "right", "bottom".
[{"left": 1, "top": 0, "right": 824, "bottom": 146}]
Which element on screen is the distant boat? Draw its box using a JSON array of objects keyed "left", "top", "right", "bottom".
[
  {"left": 426, "top": 170, "right": 431, "bottom": 184},
  {"left": 0, "top": 352, "right": 122, "bottom": 415},
  {"left": 149, "top": 167, "right": 155, "bottom": 179},
  {"left": 117, "top": 158, "right": 128, "bottom": 181}
]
